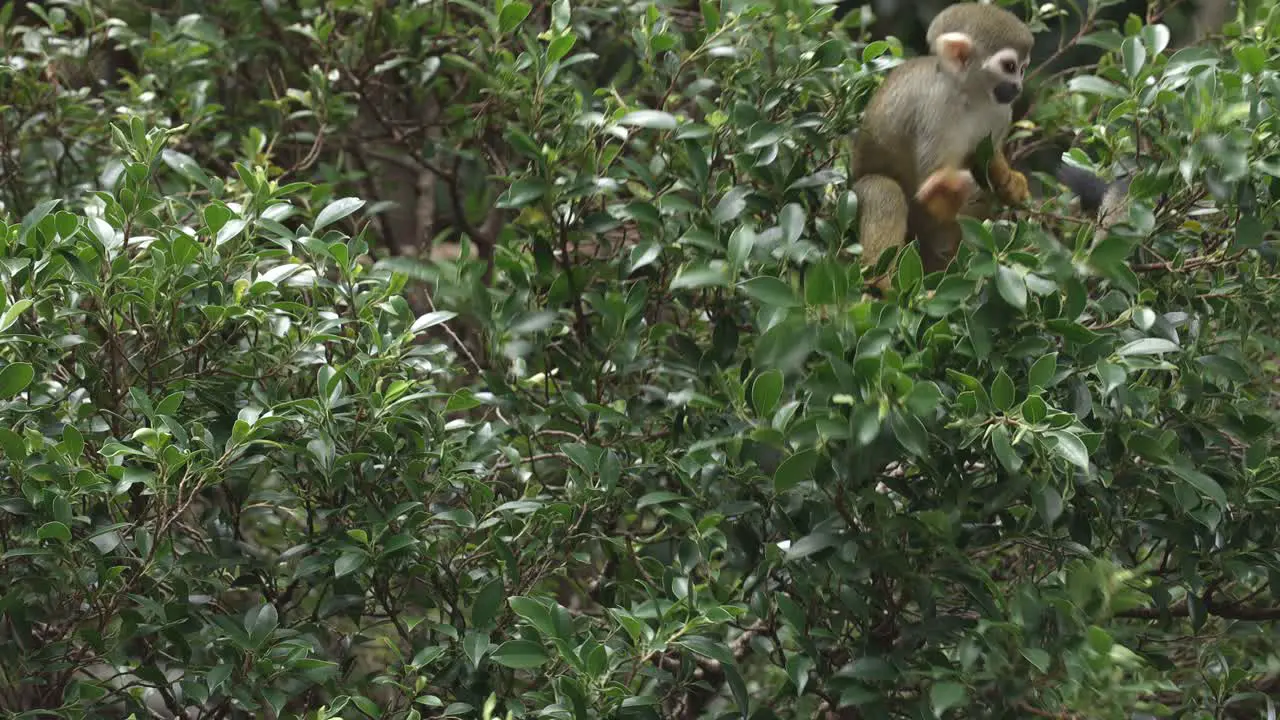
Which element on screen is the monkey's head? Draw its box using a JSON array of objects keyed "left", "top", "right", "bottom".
[{"left": 926, "top": 4, "right": 1034, "bottom": 106}]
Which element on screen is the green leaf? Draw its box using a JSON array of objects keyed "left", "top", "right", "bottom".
[
  {"left": 700, "top": 0, "right": 720, "bottom": 30},
  {"left": 1234, "top": 214, "right": 1266, "bottom": 249},
  {"left": 37, "top": 521, "right": 71, "bottom": 543},
  {"left": 990, "top": 425, "right": 1022, "bottom": 472},
  {"left": 1087, "top": 626, "right": 1114, "bottom": 653},
  {"left": 862, "top": 40, "right": 890, "bottom": 62},
  {"left": 463, "top": 631, "right": 491, "bottom": 668},
  {"left": 496, "top": 178, "right": 548, "bottom": 209},
  {"left": 19, "top": 199, "right": 59, "bottom": 243},
  {"left": 1021, "top": 648, "right": 1051, "bottom": 673},
  {"left": 903, "top": 381, "right": 943, "bottom": 417},
  {"left": 995, "top": 265, "right": 1026, "bottom": 311},
  {"left": 0, "top": 363, "right": 34, "bottom": 398},
  {"left": 636, "top": 491, "right": 685, "bottom": 509},
  {"left": 62, "top": 425, "right": 84, "bottom": 459},
  {"left": 1047, "top": 430, "right": 1090, "bottom": 470},
  {"left": 1117, "top": 338, "right": 1180, "bottom": 356},
  {"left": 161, "top": 149, "right": 215, "bottom": 189},
  {"left": 547, "top": 33, "right": 577, "bottom": 63},
  {"left": 751, "top": 369, "right": 783, "bottom": 417},
  {"left": 247, "top": 603, "right": 279, "bottom": 646},
  {"left": 1142, "top": 23, "right": 1170, "bottom": 54},
  {"left": 1234, "top": 43, "right": 1266, "bottom": 74},
  {"left": 550, "top": 0, "right": 571, "bottom": 31},
  {"left": 1088, "top": 233, "right": 1137, "bottom": 275},
  {"left": 1096, "top": 361, "right": 1126, "bottom": 396},
  {"left": 677, "top": 636, "right": 734, "bottom": 665},
  {"left": 509, "top": 597, "right": 556, "bottom": 637},
  {"left": 1121, "top": 36, "right": 1147, "bottom": 79},
  {"left": 852, "top": 405, "right": 881, "bottom": 446},
  {"left": 0, "top": 428, "right": 26, "bottom": 462},
  {"left": 1196, "top": 354, "right": 1248, "bottom": 382},
  {"left": 786, "top": 653, "right": 814, "bottom": 695},
  {"left": 214, "top": 216, "right": 247, "bottom": 247},
  {"left": 627, "top": 240, "right": 662, "bottom": 275},
  {"left": 352, "top": 697, "right": 381, "bottom": 717},
  {"left": 314, "top": 197, "right": 366, "bottom": 231},
  {"left": 1067, "top": 75, "right": 1128, "bottom": 98},
  {"left": 837, "top": 190, "right": 858, "bottom": 231},
  {"left": 785, "top": 531, "right": 837, "bottom": 561},
  {"left": 671, "top": 263, "right": 730, "bottom": 289},
  {"left": 1167, "top": 463, "right": 1228, "bottom": 507},
  {"left": 498, "top": 1, "right": 532, "bottom": 32},
  {"left": 599, "top": 450, "right": 621, "bottom": 494},
  {"left": 1028, "top": 353, "right": 1058, "bottom": 390},
  {"left": 617, "top": 110, "right": 677, "bottom": 130},
  {"left": 1021, "top": 395, "right": 1047, "bottom": 424},
  {"left": 411, "top": 311, "right": 458, "bottom": 334},
  {"left": 727, "top": 224, "right": 755, "bottom": 268},
  {"left": 411, "top": 646, "right": 447, "bottom": 668},
  {"left": 0, "top": 299, "right": 32, "bottom": 332},
  {"left": 1034, "top": 484, "right": 1064, "bottom": 526},
  {"left": 779, "top": 203, "right": 805, "bottom": 243},
  {"left": 890, "top": 412, "right": 928, "bottom": 456},
  {"left": 990, "top": 370, "right": 1015, "bottom": 412},
  {"left": 894, "top": 245, "right": 922, "bottom": 291},
  {"left": 930, "top": 682, "right": 968, "bottom": 715},
  {"left": 205, "top": 664, "right": 232, "bottom": 694},
  {"left": 490, "top": 640, "right": 548, "bottom": 669},
  {"left": 740, "top": 276, "right": 800, "bottom": 308},
  {"left": 334, "top": 551, "right": 366, "bottom": 578},
  {"left": 804, "top": 260, "right": 839, "bottom": 306},
  {"left": 53, "top": 212, "right": 77, "bottom": 239},
  {"left": 471, "top": 578, "right": 505, "bottom": 627},
  {"left": 713, "top": 187, "right": 750, "bottom": 224},
  {"left": 774, "top": 449, "right": 818, "bottom": 493}
]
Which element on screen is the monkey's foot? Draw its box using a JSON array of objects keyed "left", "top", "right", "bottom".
[{"left": 995, "top": 168, "right": 1030, "bottom": 205}]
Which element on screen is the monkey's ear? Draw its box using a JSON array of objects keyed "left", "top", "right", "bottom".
[{"left": 933, "top": 32, "right": 974, "bottom": 72}]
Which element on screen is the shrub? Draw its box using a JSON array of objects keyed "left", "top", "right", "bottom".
[{"left": 3, "top": 1, "right": 1280, "bottom": 719}]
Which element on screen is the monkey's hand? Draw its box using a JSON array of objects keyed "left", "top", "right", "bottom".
[
  {"left": 987, "top": 153, "right": 1030, "bottom": 206},
  {"left": 917, "top": 168, "right": 978, "bottom": 221}
]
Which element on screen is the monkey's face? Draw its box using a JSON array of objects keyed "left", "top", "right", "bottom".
[
  {"left": 981, "top": 48, "right": 1029, "bottom": 105},
  {"left": 933, "top": 31, "right": 1030, "bottom": 106},
  {"left": 927, "top": 4, "right": 1035, "bottom": 107}
]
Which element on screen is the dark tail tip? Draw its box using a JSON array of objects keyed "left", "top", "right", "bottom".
[{"left": 1055, "top": 164, "right": 1109, "bottom": 214}]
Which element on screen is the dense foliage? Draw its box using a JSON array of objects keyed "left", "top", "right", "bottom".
[{"left": 3, "top": 0, "right": 1280, "bottom": 718}]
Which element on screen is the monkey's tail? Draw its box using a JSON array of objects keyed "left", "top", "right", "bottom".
[{"left": 1055, "top": 164, "right": 1110, "bottom": 214}]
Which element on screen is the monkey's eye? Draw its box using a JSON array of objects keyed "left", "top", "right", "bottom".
[{"left": 1001, "top": 59, "right": 1017, "bottom": 74}]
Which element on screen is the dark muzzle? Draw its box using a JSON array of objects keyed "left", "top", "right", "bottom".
[{"left": 993, "top": 82, "right": 1020, "bottom": 104}]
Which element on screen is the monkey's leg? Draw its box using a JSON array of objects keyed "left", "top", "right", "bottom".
[
  {"left": 984, "top": 148, "right": 1030, "bottom": 206},
  {"left": 913, "top": 168, "right": 977, "bottom": 275},
  {"left": 853, "top": 175, "right": 909, "bottom": 292},
  {"left": 909, "top": 202, "right": 965, "bottom": 275}
]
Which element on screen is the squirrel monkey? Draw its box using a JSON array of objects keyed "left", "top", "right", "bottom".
[{"left": 853, "top": 3, "right": 1035, "bottom": 291}]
